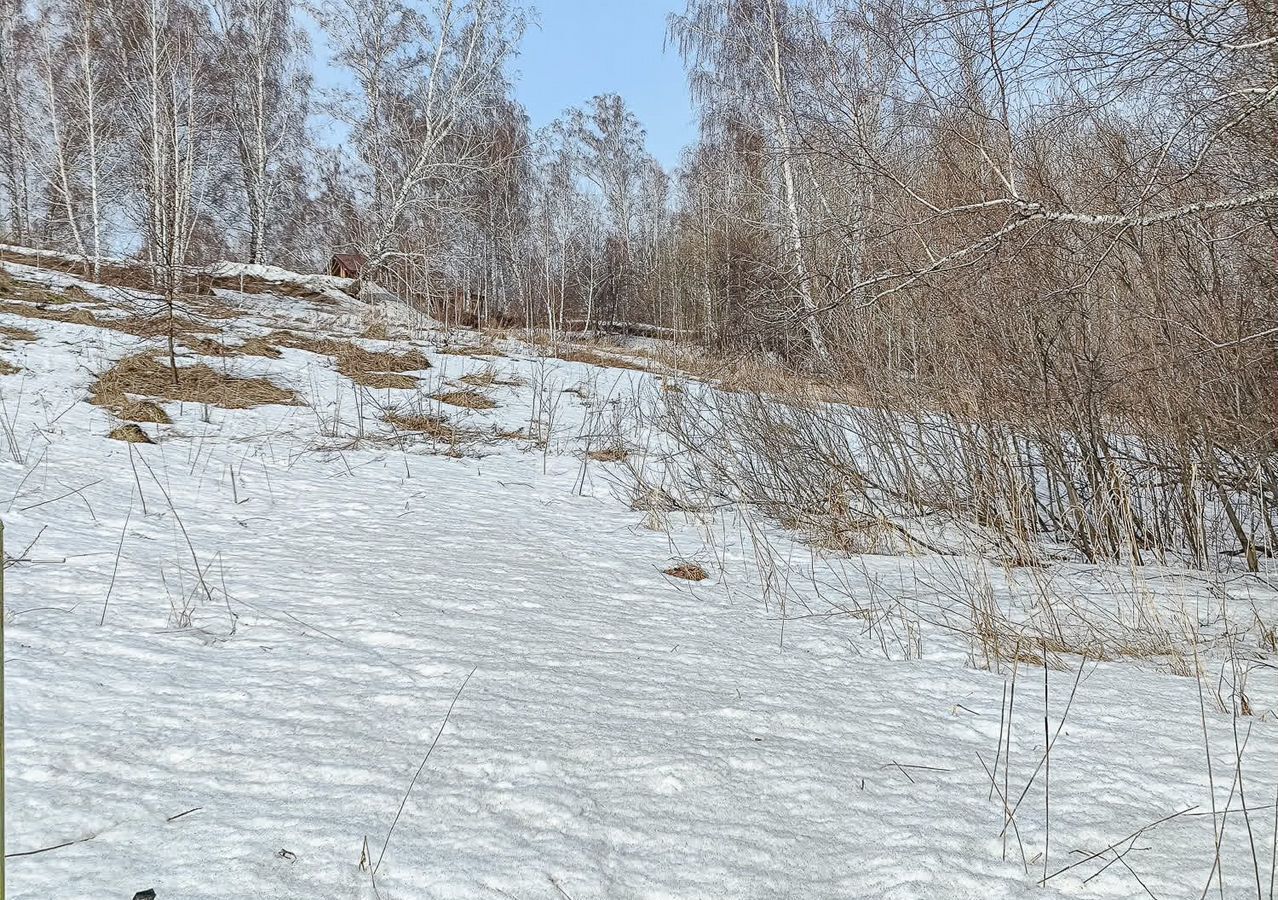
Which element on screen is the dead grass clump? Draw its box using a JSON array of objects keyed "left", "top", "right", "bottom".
[
  {"left": 268, "top": 329, "right": 349, "bottom": 356},
  {"left": 185, "top": 295, "right": 244, "bottom": 320},
  {"left": 0, "top": 358, "right": 20, "bottom": 375},
  {"left": 206, "top": 272, "right": 339, "bottom": 304},
  {"left": 631, "top": 487, "right": 687, "bottom": 514},
  {"left": 0, "top": 299, "right": 100, "bottom": 328},
  {"left": 664, "top": 563, "right": 709, "bottom": 581},
  {"left": 557, "top": 346, "right": 648, "bottom": 371},
  {"left": 269, "top": 330, "right": 430, "bottom": 387},
  {"left": 91, "top": 353, "right": 297, "bottom": 411},
  {"left": 438, "top": 341, "right": 504, "bottom": 357},
  {"left": 337, "top": 346, "right": 431, "bottom": 387},
  {"left": 355, "top": 371, "right": 418, "bottom": 389},
  {"left": 109, "top": 423, "right": 153, "bottom": 444},
  {"left": 111, "top": 314, "right": 218, "bottom": 340},
  {"left": 0, "top": 249, "right": 154, "bottom": 291},
  {"left": 432, "top": 388, "right": 497, "bottom": 410},
  {"left": 119, "top": 400, "right": 171, "bottom": 424},
  {"left": 384, "top": 409, "right": 484, "bottom": 448},
  {"left": 184, "top": 336, "right": 236, "bottom": 357},
  {"left": 236, "top": 335, "right": 282, "bottom": 358},
  {"left": 587, "top": 446, "right": 630, "bottom": 463},
  {"left": 0, "top": 323, "right": 37, "bottom": 342},
  {"left": 459, "top": 365, "right": 524, "bottom": 388},
  {"left": 0, "top": 288, "right": 221, "bottom": 345}
]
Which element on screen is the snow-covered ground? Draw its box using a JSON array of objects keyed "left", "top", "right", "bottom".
[{"left": 2, "top": 261, "right": 1276, "bottom": 900}]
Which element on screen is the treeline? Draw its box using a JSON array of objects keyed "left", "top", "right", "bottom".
[
  {"left": 0, "top": 0, "right": 678, "bottom": 330},
  {"left": 1, "top": 0, "right": 1275, "bottom": 558}
]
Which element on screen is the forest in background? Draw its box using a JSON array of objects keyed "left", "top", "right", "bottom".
[{"left": 1, "top": 0, "right": 1275, "bottom": 568}]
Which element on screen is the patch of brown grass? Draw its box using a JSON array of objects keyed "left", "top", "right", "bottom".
[
  {"left": 432, "top": 388, "right": 497, "bottom": 410},
  {"left": 664, "top": 563, "right": 709, "bottom": 581},
  {"left": 438, "top": 341, "right": 504, "bottom": 357},
  {"left": 236, "top": 335, "right": 283, "bottom": 358},
  {"left": 644, "top": 344, "right": 854, "bottom": 406},
  {"left": 110, "top": 314, "right": 218, "bottom": 340},
  {"left": 0, "top": 249, "right": 154, "bottom": 291},
  {"left": 91, "top": 353, "right": 297, "bottom": 411},
  {"left": 269, "top": 330, "right": 430, "bottom": 387},
  {"left": 119, "top": 400, "right": 171, "bottom": 424},
  {"left": 556, "top": 346, "right": 648, "bottom": 371},
  {"left": 337, "top": 346, "right": 431, "bottom": 387},
  {"left": 183, "top": 336, "right": 235, "bottom": 357},
  {"left": 0, "top": 358, "right": 21, "bottom": 375},
  {"left": 186, "top": 295, "right": 244, "bottom": 320},
  {"left": 587, "top": 446, "right": 629, "bottom": 463},
  {"left": 0, "top": 323, "right": 38, "bottom": 342},
  {"left": 384, "top": 409, "right": 484, "bottom": 448},
  {"left": 459, "top": 365, "right": 524, "bottom": 388},
  {"left": 206, "top": 272, "right": 342, "bottom": 304},
  {"left": 0, "top": 299, "right": 100, "bottom": 328},
  {"left": 357, "top": 372, "right": 419, "bottom": 389},
  {"left": 0, "top": 285, "right": 219, "bottom": 345},
  {"left": 109, "top": 423, "right": 153, "bottom": 444}
]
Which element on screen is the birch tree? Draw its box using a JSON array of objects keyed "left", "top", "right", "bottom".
[
  {"left": 322, "top": 0, "right": 526, "bottom": 274},
  {"left": 0, "top": 0, "right": 34, "bottom": 242},
  {"left": 671, "top": 0, "right": 832, "bottom": 363},
  {"left": 107, "top": 0, "right": 215, "bottom": 378},
  {"left": 211, "top": 0, "right": 310, "bottom": 263},
  {"left": 557, "top": 93, "right": 656, "bottom": 328}
]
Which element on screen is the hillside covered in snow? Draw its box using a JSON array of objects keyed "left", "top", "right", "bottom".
[{"left": 1, "top": 257, "right": 1276, "bottom": 900}]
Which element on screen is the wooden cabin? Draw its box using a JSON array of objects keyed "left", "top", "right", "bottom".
[{"left": 327, "top": 252, "right": 367, "bottom": 280}]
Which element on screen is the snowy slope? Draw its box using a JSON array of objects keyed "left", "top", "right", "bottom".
[{"left": 2, "top": 262, "right": 1276, "bottom": 900}]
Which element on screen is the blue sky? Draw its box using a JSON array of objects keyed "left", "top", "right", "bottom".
[{"left": 514, "top": 1, "right": 696, "bottom": 168}]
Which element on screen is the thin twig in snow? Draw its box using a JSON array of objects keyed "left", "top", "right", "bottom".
[{"left": 373, "top": 667, "right": 478, "bottom": 878}]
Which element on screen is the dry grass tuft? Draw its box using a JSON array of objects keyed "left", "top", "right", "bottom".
[
  {"left": 186, "top": 294, "right": 244, "bottom": 320},
  {"left": 438, "top": 341, "right": 505, "bottom": 357},
  {"left": 432, "top": 388, "right": 497, "bottom": 410},
  {"left": 269, "top": 330, "right": 430, "bottom": 387},
  {"left": 337, "top": 346, "right": 430, "bottom": 387},
  {"left": 587, "top": 446, "right": 630, "bottom": 463},
  {"left": 356, "top": 371, "right": 419, "bottom": 389},
  {"left": 109, "top": 423, "right": 153, "bottom": 444},
  {"left": 0, "top": 299, "right": 100, "bottom": 328},
  {"left": 184, "top": 336, "right": 236, "bottom": 357},
  {"left": 0, "top": 280, "right": 221, "bottom": 345},
  {"left": 556, "top": 346, "right": 648, "bottom": 371},
  {"left": 0, "top": 323, "right": 37, "bottom": 342},
  {"left": 236, "top": 335, "right": 283, "bottom": 358},
  {"left": 664, "top": 563, "right": 709, "bottom": 581},
  {"left": 110, "top": 314, "right": 218, "bottom": 340},
  {"left": 91, "top": 353, "right": 297, "bottom": 412},
  {"left": 384, "top": 408, "right": 484, "bottom": 448},
  {"left": 459, "top": 365, "right": 524, "bottom": 388},
  {"left": 0, "top": 358, "right": 21, "bottom": 375},
  {"left": 119, "top": 400, "right": 171, "bottom": 424},
  {"left": 205, "top": 271, "right": 339, "bottom": 304}
]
